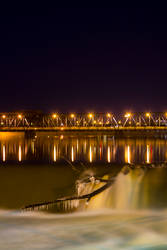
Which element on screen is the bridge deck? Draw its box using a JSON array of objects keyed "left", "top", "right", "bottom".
[{"left": 0, "top": 126, "right": 167, "bottom": 131}]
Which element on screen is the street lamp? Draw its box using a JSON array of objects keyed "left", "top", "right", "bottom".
[
  {"left": 124, "top": 112, "right": 131, "bottom": 118},
  {"left": 146, "top": 112, "right": 151, "bottom": 126},
  {"left": 52, "top": 113, "right": 58, "bottom": 126},
  {"left": 70, "top": 113, "right": 75, "bottom": 126},
  {"left": 18, "top": 114, "right": 22, "bottom": 119},
  {"left": 124, "top": 113, "right": 132, "bottom": 127},
  {"left": 88, "top": 113, "right": 94, "bottom": 126},
  {"left": 88, "top": 113, "right": 93, "bottom": 119},
  {"left": 52, "top": 113, "right": 58, "bottom": 119},
  {"left": 146, "top": 112, "right": 150, "bottom": 118}
]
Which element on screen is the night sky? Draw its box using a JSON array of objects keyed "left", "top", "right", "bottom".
[{"left": 0, "top": 6, "right": 167, "bottom": 113}]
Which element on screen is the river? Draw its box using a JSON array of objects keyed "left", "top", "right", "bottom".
[{"left": 0, "top": 132, "right": 167, "bottom": 249}]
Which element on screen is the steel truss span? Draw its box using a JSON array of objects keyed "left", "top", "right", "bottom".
[{"left": 0, "top": 112, "right": 167, "bottom": 129}]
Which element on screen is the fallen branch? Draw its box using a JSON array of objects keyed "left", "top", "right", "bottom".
[{"left": 23, "top": 177, "right": 115, "bottom": 211}]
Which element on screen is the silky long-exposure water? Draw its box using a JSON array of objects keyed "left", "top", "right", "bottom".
[{"left": 1, "top": 132, "right": 167, "bottom": 249}]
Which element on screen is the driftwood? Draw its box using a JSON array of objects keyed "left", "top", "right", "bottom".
[{"left": 23, "top": 177, "right": 115, "bottom": 211}]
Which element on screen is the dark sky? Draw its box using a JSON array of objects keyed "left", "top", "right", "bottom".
[{"left": 0, "top": 5, "right": 167, "bottom": 113}]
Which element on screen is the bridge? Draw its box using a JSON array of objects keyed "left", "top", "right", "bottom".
[{"left": 0, "top": 111, "right": 167, "bottom": 129}]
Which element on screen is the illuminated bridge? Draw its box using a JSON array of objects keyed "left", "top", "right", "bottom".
[{"left": 0, "top": 112, "right": 167, "bottom": 133}]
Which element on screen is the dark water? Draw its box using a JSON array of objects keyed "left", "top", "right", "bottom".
[{"left": 1, "top": 132, "right": 167, "bottom": 249}]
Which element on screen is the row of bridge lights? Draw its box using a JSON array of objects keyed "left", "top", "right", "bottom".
[
  {"left": 52, "top": 113, "right": 112, "bottom": 119},
  {"left": 0, "top": 113, "right": 161, "bottom": 119},
  {"left": 53, "top": 113, "right": 112, "bottom": 118},
  {"left": 1, "top": 114, "right": 22, "bottom": 119},
  {"left": 51, "top": 112, "right": 155, "bottom": 127},
  {"left": 124, "top": 112, "right": 151, "bottom": 118},
  {"left": 0, "top": 112, "right": 163, "bottom": 120},
  {"left": 52, "top": 112, "right": 152, "bottom": 119}
]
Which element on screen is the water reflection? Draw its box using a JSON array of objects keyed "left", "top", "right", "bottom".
[
  {"left": 71, "top": 146, "right": 74, "bottom": 162},
  {"left": 2, "top": 145, "right": 5, "bottom": 162},
  {"left": 89, "top": 145, "right": 92, "bottom": 162},
  {"left": 0, "top": 132, "right": 166, "bottom": 164},
  {"left": 125, "top": 145, "right": 131, "bottom": 163},
  {"left": 53, "top": 145, "right": 56, "bottom": 162},
  {"left": 107, "top": 146, "right": 110, "bottom": 163},
  {"left": 146, "top": 144, "right": 150, "bottom": 164},
  {"left": 18, "top": 145, "right": 22, "bottom": 162}
]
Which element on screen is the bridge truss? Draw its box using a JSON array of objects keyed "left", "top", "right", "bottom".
[{"left": 0, "top": 112, "right": 167, "bottom": 128}]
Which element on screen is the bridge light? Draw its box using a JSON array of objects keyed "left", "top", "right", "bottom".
[
  {"left": 2, "top": 115, "right": 6, "bottom": 119},
  {"left": 146, "top": 112, "right": 151, "bottom": 117},
  {"left": 88, "top": 113, "right": 93, "bottom": 119},
  {"left": 125, "top": 113, "right": 131, "bottom": 118},
  {"left": 93, "top": 120, "right": 96, "bottom": 124},
  {"left": 18, "top": 114, "right": 22, "bottom": 119},
  {"left": 52, "top": 114, "right": 57, "bottom": 119},
  {"left": 118, "top": 120, "right": 122, "bottom": 124},
  {"left": 70, "top": 113, "right": 75, "bottom": 118},
  {"left": 106, "top": 113, "right": 111, "bottom": 118}
]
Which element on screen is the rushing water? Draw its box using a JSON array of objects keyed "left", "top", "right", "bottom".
[{"left": 1, "top": 132, "right": 167, "bottom": 249}]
